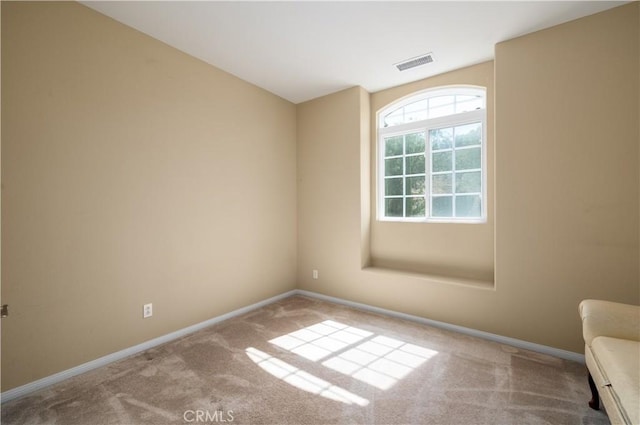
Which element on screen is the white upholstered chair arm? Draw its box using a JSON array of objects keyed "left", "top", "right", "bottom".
[{"left": 579, "top": 299, "right": 640, "bottom": 346}]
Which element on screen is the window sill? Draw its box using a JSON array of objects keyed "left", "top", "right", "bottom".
[
  {"left": 377, "top": 217, "right": 487, "bottom": 224},
  {"left": 362, "top": 266, "right": 495, "bottom": 290}
]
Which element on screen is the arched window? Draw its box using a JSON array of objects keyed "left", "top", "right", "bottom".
[{"left": 378, "top": 86, "right": 486, "bottom": 222}]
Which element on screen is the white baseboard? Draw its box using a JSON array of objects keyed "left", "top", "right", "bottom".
[
  {"left": 1, "top": 288, "right": 584, "bottom": 403},
  {"left": 295, "top": 289, "right": 585, "bottom": 364},
  {"left": 0, "top": 290, "right": 297, "bottom": 404}
]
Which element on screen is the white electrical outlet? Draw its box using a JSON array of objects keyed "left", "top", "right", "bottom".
[
  {"left": 312, "top": 269, "right": 319, "bottom": 279},
  {"left": 143, "top": 303, "right": 153, "bottom": 318}
]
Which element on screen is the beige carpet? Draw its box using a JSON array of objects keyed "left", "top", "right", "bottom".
[{"left": 2, "top": 295, "right": 609, "bottom": 424}]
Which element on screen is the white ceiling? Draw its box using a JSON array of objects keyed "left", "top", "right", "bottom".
[{"left": 82, "top": 1, "right": 627, "bottom": 104}]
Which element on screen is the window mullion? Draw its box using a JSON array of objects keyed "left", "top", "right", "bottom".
[
  {"left": 425, "top": 129, "right": 431, "bottom": 219},
  {"left": 452, "top": 128, "right": 457, "bottom": 218},
  {"left": 402, "top": 134, "right": 406, "bottom": 218}
]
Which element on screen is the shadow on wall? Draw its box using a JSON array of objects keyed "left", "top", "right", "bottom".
[{"left": 370, "top": 257, "right": 495, "bottom": 285}]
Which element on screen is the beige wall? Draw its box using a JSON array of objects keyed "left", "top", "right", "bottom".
[
  {"left": 370, "top": 62, "right": 495, "bottom": 283},
  {"left": 298, "top": 3, "right": 639, "bottom": 354},
  {"left": 494, "top": 2, "right": 639, "bottom": 333},
  {"left": 297, "top": 87, "right": 369, "bottom": 297},
  {"left": 1, "top": 2, "right": 297, "bottom": 391}
]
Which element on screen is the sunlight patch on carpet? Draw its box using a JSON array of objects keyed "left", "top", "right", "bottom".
[
  {"left": 268, "top": 320, "right": 438, "bottom": 390},
  {"left": 270, "top": 320, "right": 372, "bottom": 361},
  {"left": 245, "top": 347, "right": 370, "bottom": 406}
]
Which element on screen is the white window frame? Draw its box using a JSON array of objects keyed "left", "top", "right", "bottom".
[{"left": 377, "top": 86, "right": 487, "bottom": 223}]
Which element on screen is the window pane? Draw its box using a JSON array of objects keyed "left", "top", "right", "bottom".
[
  {"left": 432, "top": 151, "right": 452, "bottom": 172},
  {"left": 385, "top": 198, "right": 403, "bottom": 217},
  {"left": 455, "top": 123, "right": 482, "bottom": 147},
  {"left": 405, "top": 111, "right": 428, "bottom": 123},
  {"left": 405, "top": 132, "right": 425, "bottom": 154},
  {"left": 432, "top": 196, "right": 453, "bottom": 217},
  {"left": 405, "top": 100, "right": 428, "bottom": 122},
  {"left": 385, "top": 136, "right": 403, "bottom": 157},
  {"left": 456, "top": 95, "right": 478, "bottom": 103},
  {"left": 383, "top": 110, "right": 403, "bottom": 128},
  {"left": 385, "top": 158, "right": 403, "bottom": 176},
  {"left": 406, "top": 176, "right": 425, "bottom": 195},
  {"left": 455, "top": 171, "right": 481, "bottom": 193},
  {"left": 455, "top": 97, "right": 483, "bottom": 113},
  {"left": 429, "top": 104, "right": 455, "bottom": 119},
  {"left": 385, "top": 178, "right": 403, "bottom": 196},
  {"left": 406, "top": 155, "right": 425, "bottom": 175},
  {"left": 456, "top": 195, "right": 481, "bottom": 218},
  {"left": 429, "top": 95, "right": 454, "bottom": 108},
  {"left": 405, "top": 99, "right": 428, "bottom": 113},
  {"left": 455, "top": 147, "right": 481, "bottom": 170},
  {"left": 432, "top": 173, "right": 452, "bottom": 194},
  {"left": 430, "top": 128, "right": 453, "bottom": 151},
  {"left": 406, "top": 197, "right": 425, "bottom": 217}
]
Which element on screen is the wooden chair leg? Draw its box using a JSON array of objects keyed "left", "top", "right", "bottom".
[{"left": 588, "top": 372, "right": 600, "bottom": 410}]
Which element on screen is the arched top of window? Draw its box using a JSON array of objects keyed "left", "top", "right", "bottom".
[{"left": 379, "top": 86, "right": 486, "bottom": 129}]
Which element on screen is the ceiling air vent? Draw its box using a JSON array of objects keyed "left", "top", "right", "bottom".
[{"left": 395, "top": 53, "right": 434, "bottom": 71}]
